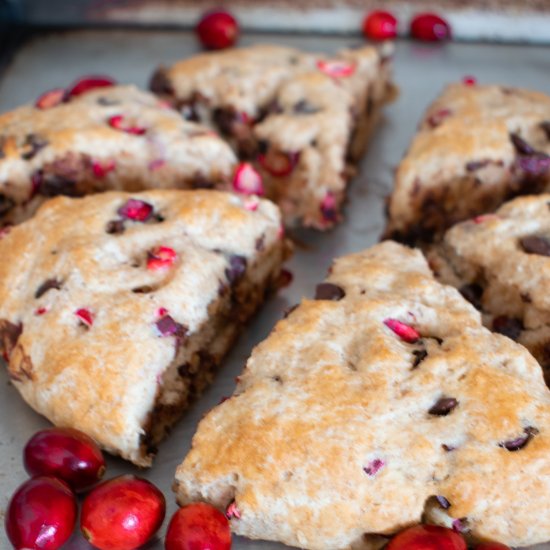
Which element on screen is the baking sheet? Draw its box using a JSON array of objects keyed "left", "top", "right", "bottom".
[{"left": 0, "top": 29, "right": 549, "bottom": 550}]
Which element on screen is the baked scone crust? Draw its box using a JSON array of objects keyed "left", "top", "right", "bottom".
[
  {"left": 384, "top": 83, "right": 550, "bottom": 243},
  {"left": 0, "top": 85, "right": 237, "bottom": 225},
  {"left": 151, "top": 43, "right": 396, "bottom": 229},
  {"left": 174, "top": 241, "right": 550, "bottom": 549},
  {"left": 0, "top": 190, "right": 288, "bottom": 466}
]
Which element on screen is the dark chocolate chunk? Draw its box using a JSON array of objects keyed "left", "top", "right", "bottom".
[
  {"left": 520, "top": 235, "right": 550, "bottom": 256},
  {"left": 177, "top": 363, "right": 191, "bottom": 377},
  {"left": 293, "top": 99, "right": 321, "bottom": 115},
  {"left": 21, "top": 134, "right": 48, "bottom": 160},
  {"left": 499, "top": 426, "right": 538, "bottom": 451},
  {"left": 510, "top": 133, "right": 536, "bottom": 155},
  {"left": 105, "top": 219, "right": 125, "bottom": 235},
  {"left": 38, "top": 174, "right": 80, "bottom": 197},
  {"left": 0, "top": 136, "right": 5, "bottom": 159},
  {"left": 35, "top": 278, "right": 62, "bottom": 299},
  {"left": 412, "top": 348, "right": 428, "bottom": 368},
  {"left": 181, "top": 102, "right": 200, "bottom": 122},
  {"left": 429, "top": 397, "right": 458, "bottom": 416},
  {"left": 191, "top": 175, "right": 214, "bottom": 189},
  {"left": 442, "top": 444, "right": 456, "bottom": 452},
  {"left": 465, "top": 160, "right": 490, "bottom": 172},
  {"left": 149, "top": 67, "right": 175, "bottom": 96},
  {"left": 314, "top": 283, "right": 345, "bottom": 301},
  {"left": 131, "top": 285, "right": 154, "bottom": 294},
  {"left": 0, "top": 194, "right": 15, "bottom": 217},
  {"left": 541, "top": 121, "right": 550, "bottom": 140},
  {"left": 492, "top": 316, "right": 523, "bottom": 341},
  {"left": 213, "top": 107, "right": 239, "bottom": 137},
  {"left": 225, "top": 255, "right": 247, "bottom": 284},
  {"left": 459, "top": 283, "right": 483, "bottom": 310}
]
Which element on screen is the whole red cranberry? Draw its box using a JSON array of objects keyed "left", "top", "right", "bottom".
[
  {"left": 81, "top": 475, "right": 166, "bottom": 550},
  {"left": 410, "top": 13, "right": 452, "bottom": 41},
  {"left": 24, "top": 427, "right": 106, "bottom": 492},
  {"left": 5, "top": 476, "right": 77, "bottom": 550},
  {"left": 476, "top": 543, "right": 511, "bottom": 550},
  {"left": 387, "top": 524, "right": 467, "bottom": 550},
  {"left": 67, "top": 75, "right": 116, "bottom": 97},
  {"left": 196, "top": 11, "right": 239, "bottom": 50},
  {"left": 165, "top": 502, "right": 231, "bottom": 550},
  {"left": 362, "top": 10, "right": 398, "bottom": 41}
]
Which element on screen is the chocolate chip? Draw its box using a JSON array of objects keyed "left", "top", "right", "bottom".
[
  {"left": 105, "top": 219, "right": 125, "bottom": 235},
  {"left": 0, "top": 136, "right": 5, "bottom": 159},
  {"left": 181, "top": 102, "right": 200, "bottom": 122},
  {"left": 459, "top": 283, "right": 483, "bottom": 310},
  {"left": 521, "top": 292, "right": 532, "bottom": 303},
  {"left": 465, "top": 160, "right": 489, "bottom": 172},
  {"left": 35, "top": 278, "right": 62, "bottom": 299},
  {"left": 0, "top": 320, "right": 22, "bottom": 357},
  {"left": 429, "top": 397, "right": 458, "bottom": 416},
  {"left": 0, "top": 194, "right": 15, "bottom": 217},
  {"left": 149, "top": 67, "right": 174, "bottom": 96},
  {"left": 191, "top": 175, "right": 214, "bottom": 189},
  {"left": 499, "top": 426, "right": 538, "bottom": 451},
  {"left": 493, "top": 316, "right": 523, "bottom": 341},
  {"left": 293, "top": 99, "right": 321, "bottom": 115},
  {"left": 225, "top": 255, "right": 247, "bottom": 284},
  {"left": 412, "top": 348, "right": 428, "bottom": 368},
  {"left": 255, "top": 235, "right": 265, "bottom": 252},
  {"left": 510, "top": 133, "right": 536, "bottom": 155},
  {"left": 131, "top": 285, "right": 154, "bottom": 294},
  {"left": 314, "top": 283, "right": 345, "bottom": 301},
  {"left": 436, "top": 496, "right": 451, "bottom": 509},
  {"left": 177, "top": 363, "right": 191, "bottom": 377},
  {"left": 520, "top": 235, "right": 550, "bottom": 256},
  {"left": 213, "top": 107, "right": 239, "bottom": 137},
  {"left": 442, "top": 444, "right": 456, "bottom": 452},
  {"left": 257, "top": 139, "right": 269, "bottom": 155},
  {"left": 541, "top": 121, "right": 550, "bottom": 140},
  {"left": 37, "top": 174, "right": 80, "bottom": 197},
  {"left": 21, "top": 134, "right": 48, "bottom": 160}
]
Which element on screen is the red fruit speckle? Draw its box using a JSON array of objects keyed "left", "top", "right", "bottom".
[
  {"left": 259, "top": 150, "right": 300, "bottom": 177},
  {"left": 117, "top": 198, "right": 154, "bottom": 222},
  {"left": 0, "top": 225, "right": 12, "bottom": 239},
  {"left": 6, "top": 476, "right": 77, "bottom": 550},
  {"left": 383, "top": 318, "right": 420, "bottom": 343},
  {"left": 233, "top": 163, "right": 264, "bottom": 196},
  {"left": 35, "top": 88, "right": 66, "bottom": 110},
  {"left": 81, "top": 475, "right": 165, "bottom": 550},
  {"left": 462, "top": 75, "right": 477, "bottom": 86},
  {"left": 473, "top": 214, "right": 499, "bottom": 224},
  {"left": 243, "top": 196, "right": 260, "bottom": 211},
  {"left": 427, "top": 108, "right": 452, "bottom": 128},
  {"left": 278, "top": 269, "right": 294, "bottom": 289},
  {"left": 92, "top": 159, "right": 116, "bottom": 178},
  {"left": 165, "top": 502, "right": 231, "bottom": 550},
  {"left": 320, "top": 192, "right": 338, "bottom": 223},
  {"left": 155, "top": 315, "right": 186, "bottom": 338},
  {"left": 410, "top": 13, "right": 452, "bottom": 42},
  {"left": 35, "top": 307, "right": 48, "bottom": 316},
  {"left": 148, "top": 158, "right": 166, "bottom": 171},
  {"left": 75, "top": 308, "right": 94, "bottom": 327},
  {"left": 387, "top": 524, "right": 467, "bottom": 550},
  {"left": 196, "top": 10, "right": 239, "bottom": 50},
  {"left": 24, "top": 427, "right": 105, "bottom": 492},
  {"left": 475, "top": 543, "right": 511, "bottom": 550},
  {"left": 147, "top": 246, "right": 177, "bottom": 271},
  {"left": 363, "top": 458, "right": 385, "bottom": 476},
  {"left": 157, "top": 307, "right": 169, "bottom": 317},
  {"left": 362, "top": 10, "right": 398, "bottom": 41},
  {"left": 67, "top": 75, "right": 116, "bottom": 97},
  {"left": 108, "top": 115, "right": 147, "bottom": 135},
  {"left": 317, "top": 59, "right": 356, "bottom": 78},
  {"left": 225, "top": 501, "right": 241, "bottom": 520}
]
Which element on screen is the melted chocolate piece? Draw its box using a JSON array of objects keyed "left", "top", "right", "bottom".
[
  {"left": 459, "top": 283, "right": 483, "bottom": 310},
  {"left": 35, "top": 278, "right": 62, "bottom": 299},
  {"left": 105, "top": 219, "right": 125, "bottom": 235},
  {"left": 429, "top": 397, "right": 458, "bottom": 416},
  {"left": 520, "top": 235, "right": 550, "bottom": 256},
  {"left": 149, "top": 67, "right": 174, "bottom": 96},
  {"left": 499, "top": 426, "right": 538, "bottom": 451},
  {"left": 412, "top": 348, "right": 428, "bottom": 368},
  {"left": 38, "top": 174, "right": 80, "bottom": 197},
  {"left": 225, "top": 255, "right": 247, "bottom": 284},
  {"left": 492, "top": 316, "right": 523, "bottom": 341},
  {"left": 0, "top": 320, "right": 22, "bottom": 357},
  {"left": 465, "top": 160, "right": 490, "bottom": 172},
  {"left": 314, "top": 283, "right": 345, "bottom": 301}
]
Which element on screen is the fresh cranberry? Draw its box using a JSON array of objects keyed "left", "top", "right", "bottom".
[
  {"left": 92, "top": 159, "right": 116, "bottom": 178},
  {"left": 165, "top": 502, "right": 231, "bottom": 550},
  {"left": 233, "top": 163, "right": 264, "bottom": 195},
  {"left": 463, "top": 75, "right": 477, "bottom": 86},
  {"left": 108, "top": 115, "right": 147, "bottom": 135},
  {"left": 75, "top": 308, "right": 94, "bottom": 327},
  {"left": 258, "top": 150, "right": 299, "bottom": 177},
  {"left": 81, "top": 475, "right": 165, "bottom": 550},
  {"left": 147, "top": 246, "right": 177, "bottom": 271},
  {"left": 117, "top": 198, "right": 154, "bottom": 221},
  {"left": 35, "top": 307, "right": 48, "bottom": 316},
  {"left": 24, "top": 427, "right": 105, "bottom": 492},
  {"left": 316, "top": 59, "right": 356, "bottom": 78},
  {"left": 475, "top": 544, "right": 510, "bottom": 550},
  {"left": 383, "top": 318, "right": 420, "bottom": 343},
  {"left": 277, "top": 269, "right": 293, "bottom": 288},
  {"left": 387, "top": 524, "right": 467, "bottom": 550},
  {"left": 196, "top": 10, "right": 239, "bottom": 50},
  {"left": 6, "top": 476, "right": 77, "bottom": 550},
  {"left": 35, "top": 88, "right": 66, "bottom": 110},
  {"left": 67, "top": 75, "right": 116, "bottom": 97},
  {"left": 410, "top": 13, "right": 452, "bottom": 41},
  {"left": 362, "top": 10, "right": 398, "bottom": 41}
]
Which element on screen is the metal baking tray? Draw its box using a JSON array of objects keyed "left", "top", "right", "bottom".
[{"left": 0, "top": 29, "right": 549, "bottom": 550}]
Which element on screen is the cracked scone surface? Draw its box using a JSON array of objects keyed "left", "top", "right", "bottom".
[
  {"left": 151, "top": 43, "right": 395, "bottom": 229},
  {"left": 384, "top": 83, "right": 550, "bottom": 243},
  {"left": 0, "top": 190, "right": 287, "bottom": 466},
  {"left": 174, "top": 241, "right": 550, "bottom": 550},
  {"left": 0, "top": 84, "right": 237, "bottom": 225},
  {"left": 429, "top": 193, "right": 550, "bottom": 386}
]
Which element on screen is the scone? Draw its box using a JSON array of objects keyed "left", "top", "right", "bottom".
[
  {"left": 0, "top": 190, "right": 289, "bottom": 466},
  {"left": 150, "top": 43, "right": 396, "bottom": 229},
  {"left": 429, "top": 193, "right": 550, "bottom": 386},
  {"left": 0, "top": 81, "right": 237, "bottom": 225},
  {"left": 383, "top": 83, "right": 550, "bottom": 243},
  {"left": 174, "top": 241, "right": 550, "bottom": 549}
]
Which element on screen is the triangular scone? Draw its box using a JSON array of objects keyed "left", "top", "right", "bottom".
[
  {"left": 429, "top": 193, "right": 550, "bottom": 386},
  {"left": 0, "top": 190, "right": 289, "bottom": 466},
  {"left": 174, "top": 241, "right": 550, "bottom": 549},
  {"left": 0, "top": 85, "right": 236, "bottom": 225},
  {"left": 151, "top": 43, "right": 395, "bottom": 229},
  {"left": 384, "top": 83, "right": 550, "bottom": 244}
]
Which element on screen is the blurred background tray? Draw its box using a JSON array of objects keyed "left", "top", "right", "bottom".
[{"left": 0, "top": 26, "right": 549, "bottom": 550}]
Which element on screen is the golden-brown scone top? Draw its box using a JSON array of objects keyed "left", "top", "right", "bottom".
[
  {"left": 384, "top": 83, "right": 550, "bottom": 243},
  {"left": 175, "top": 241, "right": 550, "bottom": 550},
  {"left": 0, "top": 84, "right": 236, "bottom": 224}
]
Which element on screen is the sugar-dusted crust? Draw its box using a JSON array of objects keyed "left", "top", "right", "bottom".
[
  {"left": 0, "top": 190, "right": 289, "bottom": 466},
  {"left": 0, "top": 85, "right": 237, "bottom": 225},
  {"left": 429, "top": 193, "right": 550, "bottom": 386},
  {"left": 174, "top": 240, "right": 550, "bottom": 549},
  {"left": 151, "top": 43, "right": 396, "bottom": 229},
  {"left": 384, "top": 83, "right": 550, "bottom": 243}
]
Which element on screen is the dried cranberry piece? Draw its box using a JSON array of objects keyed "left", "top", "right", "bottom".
[
  {"left": 362, "top": 10, "right": 398, "bottom": 41},
  {"left": 196, "top": 10, "right": 239, "bottom": 50},
  {"left": 517, "top": 153, "right": 550, "bottom": 175},
  {"left": 410, "top": 13, "right": 452, "bottom": 41},
  {"left": 232, "top": 163, "right": 264, "bottom": 196},
  {"left": 108, "top": 115, "right": 146, "bottom": 135},
  {"left": 462, "top": 75, "right": 477, "bottom": 86},
  {"left": 320, "top": 192, "right": 338, "bottom": 223},
  {"left": 117, "top": 199, "right": 154, "bottom": 222},
  {"left": 155, "top": 315, "right": 186, "bottom": 338},
  {"left": 476, "top": 543, "right": 511, "bottom": 550},
  {"left": 225, "top": 255, "right": 247, "bottom": 284},
  {"left": 363, "top": 458, "right": 385, "bottom": 476},
  {"left": 492, "top": 316, "right": 523, "bottom": 341},
  {"left": 436, "top": 495, "right": 451, "bottom": 509},
  {"left": 21, "top": 133, "right": 48, "bottom": 160},
  {"left": 277, "top": 269, "right": 293, "bottom": 289},
  {"left": 459, "top": 283, "right": 483, "bottom": 310},
  {"left": 427, "top": 108, "right": 452, "bottom": 128},
  {"left": 259, "top": 150, "right": 299, "bottom": 177},
  {"left": 92, "top": 159, "right": 116, "bottom": 178},
  {"left": 147, "top": 246, "right": 177, "bottom": 271},
  {"left": 66, "top": 75, "right": 116, "bottom": 97},
  {"left": 510, "top": 133, "right": 536, "bottom": 155},
  {"left": 429, "top": 397, "right": 458, "bottom": 416},
  {"left": 35, "top": 88, "right": 66, "bottom": 109},
  {"left": 383, "top": 318, "right": 420, "bottom": 343},
  {"left": 499, "top": 426, "right": 538, "bottom": 451},
  {"left": 314, "top": 283, "right": 345, "bottom": 301},
  {"left": 387, "top": 525, "right": 466, "bottom": 550},
  {"left": 316, "top": 59, "right": 356, "bottom": 78},
  {"left": 452, "top": 518, "right": 469, "bottom": 534},
  {"left": 520, "top": 235, "right": 550, "bottom": 256},
  {"left": 35, "top": 278, "right": 62, "bottom": 299},
  {"left": 35, "top": 307, "right": 47, "bottom": 316},
  {"left": 75, "top": 308, "right": 94, "bottom": 327}
]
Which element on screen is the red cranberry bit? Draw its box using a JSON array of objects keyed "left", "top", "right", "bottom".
[
  {"left": 34, "top": 307, "right": 48, "bottom": 316},
  {"left": 278, "top": 268, "right": 294, "bottom": 289},
  {"left": 6, "top": 476, "right": 77, "bottom": 550},
  {"left": 452, "top": 518, "right": 469, "bottom": 534},
  {"left": 108, "top": 114, "right": 147, "bottom": 135},
  {"left": 363, "top": 458, "right": 385, "bottom": 476},
  {"left": 156, "top": 314, "right": 186, "bottom": 338},
  {"left": 410, "top": 13, "right": 452, "bottom": 42},
  {"left": 147, "top": 246, "right": 177, "bottom": 271},
  {"left": 316, "top": 59, "right": 356, "bottom": 78},
  {"left": 387, "top": 524, "right": 467, "bottom": 550},
  {"left": 24, "top": 427, "right": 105, "bottom": 492},
  {"left": 233, "top": 162, "right": 264, "bottom": 196},
  {"left": 81, "top": 475, "right": 165, "bottom": 550},
  {"left": 67, "top": 75, "right": 116, "bottom": 97},
  {"left": 243, "top": 196, "right": 260, "bottom": 211},
  {"left": 92, "top": 159, "right": 116, "bottom": 178},
  {"left": 157, "top": 307, "right": 169, "bottom": 317},
  {"left": 258, "top": 150, "right": 299, "bottom": 177},
  {"left": 473, "top": 214, "right": 498, "bottom": 224},
  {"left": 117, "top": 198, "right": 154, "bottom": 222},
  {"left": 0, "top": 225, "right": 12, "bottom": 239},
  {"left": 75, "top": 308, "right": 94, "bottom": 327},
  {"left": 165, "top": 502, "right": 231, "bottom": 550},
  {"left": 225, "top": 500, "right": 241, "bottom": 520},
  {"left": 427, "top": 108, "right": 452, "bottom": 128},
  {"left": 35, "top": 88, "right": 66, "bottom": 110},
  {"left": 475, "top": 543, "right": 511, "bottom": 550},
  {"left": 196, "top": 10, "right": 239, "bottom": 50},
  {"left": 320, "top": 192, "right": 338, "bottom": 223},
  {"left": 384, "top": 318, "right": 420, "bottom": 343},
  {"left": 462, "top": 75, "right": 477, "bottom": 86},
  {"left": 148, "top": 158, "right": 166, "bottom": 171},
  {"left": 362, "top": 10, "right": 398, "bottom": 41}
]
